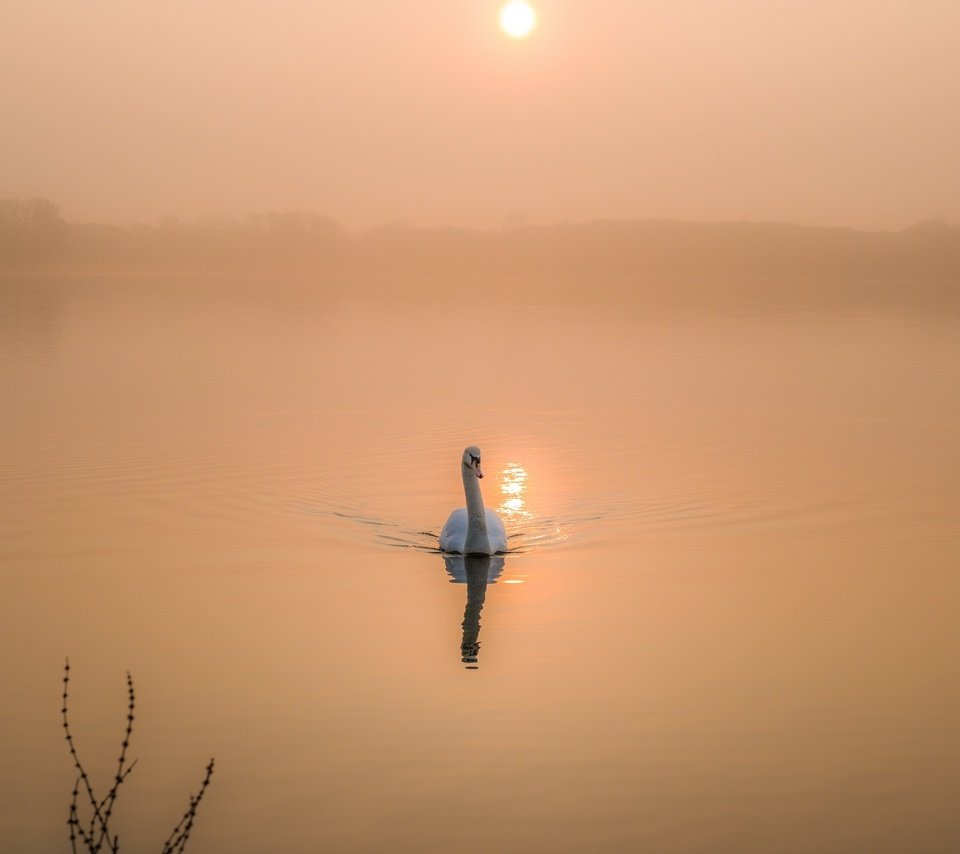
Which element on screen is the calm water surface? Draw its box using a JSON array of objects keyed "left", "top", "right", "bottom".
[{"left": 1, "top": 275, "right": 959, "bottom": 852}]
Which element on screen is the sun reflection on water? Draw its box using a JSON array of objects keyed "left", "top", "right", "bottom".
[{"left": 498, "top": 462, "right": 533, "bottom": 523}]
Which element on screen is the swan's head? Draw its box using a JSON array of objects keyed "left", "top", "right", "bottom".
[{"left": 462, "top": 445, "right": 484, "bottom": 479}]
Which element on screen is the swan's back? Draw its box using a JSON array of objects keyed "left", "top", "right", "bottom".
[{"left": 440, "top": 508, "right": 507, "bottom": 555}]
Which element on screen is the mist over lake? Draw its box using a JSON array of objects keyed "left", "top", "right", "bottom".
[{"left": 4, "top": 0, "right": 960, "bottom": 849}]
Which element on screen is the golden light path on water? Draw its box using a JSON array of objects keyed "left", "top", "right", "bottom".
[
  {"left": 498, "top": 462, "right": 533, "bottom": 523},
  {"left": 497, "top": 462, "right": 548, "bottom": 580}
]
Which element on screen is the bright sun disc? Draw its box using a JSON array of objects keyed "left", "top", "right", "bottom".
[{"left": 499, "top": 1, "right": 537, "bottom": 39}]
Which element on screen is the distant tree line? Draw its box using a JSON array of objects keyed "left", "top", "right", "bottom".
[
  {"left": 0, "top": 197, "right": 66, "bottom": 264},
  {"left": 63, "top": 209, "right": 349, "bottom": 274},
  {"left": 350, "top": 218, "right": 960, "bottom": 279},
  {"left": 0, "top": 199, "right": 348, "bottom": 274},
  {"left": 1, "top": 197, "right": 959, "bottom": 278}
]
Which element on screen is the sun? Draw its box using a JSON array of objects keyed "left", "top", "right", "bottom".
[{"left": 499, "top": 1, "right": 537, "bottom": 39}]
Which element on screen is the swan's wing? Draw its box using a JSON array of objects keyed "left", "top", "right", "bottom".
[
  {"left": 485, "top": 508, "right": 509, "bottom": 553},
  {"left": 439, "top": 508, "right": 468, "bottom": 553}
]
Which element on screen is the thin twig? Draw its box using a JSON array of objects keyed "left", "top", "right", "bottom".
[
  {"left": 61, "top": 660, "right": 111, "bottom": 844},
  {"left": 161, "top": 759, "right": 216, "bottom": 854},
  {"left": 92, "top": 671, "right": 137, "bottom": 853},
  {"left": 67, "top": 778, "right": 80, "bottom": 854}
]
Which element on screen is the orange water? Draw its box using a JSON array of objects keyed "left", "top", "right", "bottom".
[{"left": 2, "top": 275, "right": 958, "bottom": 852}]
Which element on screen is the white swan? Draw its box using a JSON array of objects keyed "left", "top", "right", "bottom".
[{"left": 439, "top": 446, "right": 508, "bottom": 555}]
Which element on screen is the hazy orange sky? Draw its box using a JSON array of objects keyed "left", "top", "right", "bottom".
[{"left": 4, "top": 1, "right": 958, "bottom": 230}]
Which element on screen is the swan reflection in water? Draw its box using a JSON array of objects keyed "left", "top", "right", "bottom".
[{"left": 443, "top": 555, "right": 505, "bottom": 669}]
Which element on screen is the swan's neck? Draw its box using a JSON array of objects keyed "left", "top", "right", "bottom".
[{"left": 462, "top": 466, "right": 491, "bottom": 555}]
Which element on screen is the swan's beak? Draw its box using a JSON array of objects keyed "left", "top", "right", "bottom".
[{"left": 474, "top": 463, "right": 484, "bottom": 479}]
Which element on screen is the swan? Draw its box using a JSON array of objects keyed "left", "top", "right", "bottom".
[{"left": 439, "top": 446, "right": 508, "bottom": 555}]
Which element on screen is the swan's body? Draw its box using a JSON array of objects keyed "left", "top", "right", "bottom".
[
  {"left": 440, "top": 446, "right": 508, "bottom": 555},
  {"left": 440, "top": 508, "right": 508, "bottom": 555}
]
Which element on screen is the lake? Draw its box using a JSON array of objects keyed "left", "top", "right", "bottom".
[{"left": 1, "top": 274, "right": 958, "bottom": 852}]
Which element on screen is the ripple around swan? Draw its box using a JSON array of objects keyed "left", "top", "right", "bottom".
[
  {"left": 294, "top": 505, "right": 542, "bottom": 554},
  {"left": 293, "top": 468, "right": 899, "bottom": 556},
  {"left": 6, "top": 409, "right": 910, "bottom": 564},
  {"left": 11, "top": 400, "right": 937, "bottom": 565}
]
